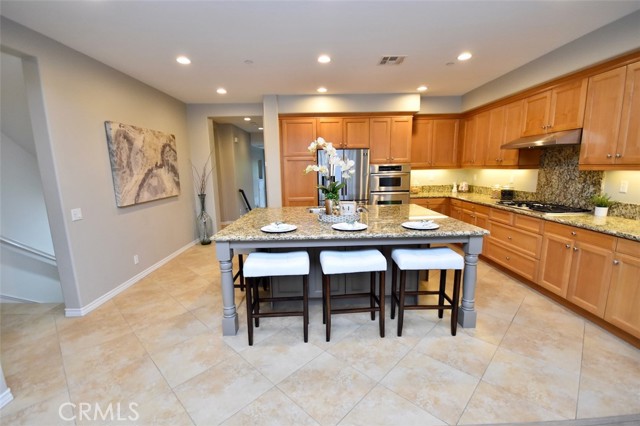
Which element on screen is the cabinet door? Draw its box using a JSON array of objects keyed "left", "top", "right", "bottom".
[
  {"left": 317, "top": 117, "right": 343, "bottom": 147},
  {"left": 485, "top": 106, "right": 506, "bottom": 166},
  {"left": 462, "top": 111, "right": 489, "bottom": 166},
  {"left": 281, "top": 118, "right": 316, "bottom": 157},
  {"left": 566, "top": 237, "right": 615, "bottom": 317},
  {"left": 281, "top": 157, "right": 318, "bottom": 206},
  {"left": 432, "top": 119, "right": 459, "bottom": 167},
  {"left": 461, "top": 116, "right": 477, "bottom": 166},
  {"left": 605, "top": 251, "right": 640, "bottom": 338},
  {"left": 549, "top": 78, "right": 587, "bottom": 132},
  {"left": 427, "top": 198, "right": 449, "bottom": 216},
  {"left": 343, "top": 117, "right": 370, "bottom": 148},
  {"left": 538, "top": 232, "right": 573, "bottom": 297},
  {"left": 580, "top": 67, "right": 627, "bottom": 166},
  {"left": 617, "top": 61, "right": 640, "bottom": 165},
  {"left": 522, "top": 91, "right": 551, "bottom": 136},
  {"left": 501, "top": 100, "right": 523, "bottom": 166},
  {"left": 410, "top": 119, "right": 433, "bottom": 168},
  {"left": 369, "top": 117, "right": 391, "bottom": 163},
  {"left": 389, "top": 116, "right": 413, "bottom": 163}
]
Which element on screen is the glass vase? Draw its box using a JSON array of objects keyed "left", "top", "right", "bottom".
[{"left": 197, "top": 194, "right": 213, "bottom": 245}]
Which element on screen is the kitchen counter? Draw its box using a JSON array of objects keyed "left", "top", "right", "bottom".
[
  {"left": 411, "top": 192, "right": 640, "bottom": 242},
  {"left": 213, "top": 205, "right": 488, "bottom": 336}
]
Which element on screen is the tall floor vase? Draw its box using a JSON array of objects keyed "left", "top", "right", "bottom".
[{"left": 197, "top": 194, "right": 213, "bottom": 245}]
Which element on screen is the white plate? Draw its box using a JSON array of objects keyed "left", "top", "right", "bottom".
[
  {"left": 261, "top": 223, "right": 297, "bottom": 233},
  {"left": 331, "top": 222, "right": 368, "bottom": 232},
  {"left": 402, "top": 221, "right": 440, "bottom": 230}
]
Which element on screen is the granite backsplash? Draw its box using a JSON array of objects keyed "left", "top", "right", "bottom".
[{"left": 412, "top": 145, "right": 640, "bottom": 220}]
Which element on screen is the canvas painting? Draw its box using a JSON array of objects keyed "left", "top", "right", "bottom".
[{"left": 105, "top": 121, "right": 180, "bottom": 207}]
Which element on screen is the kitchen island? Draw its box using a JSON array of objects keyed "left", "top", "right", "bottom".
[{"left": 213, "top": 204, "right": 489, "bottom": 336}]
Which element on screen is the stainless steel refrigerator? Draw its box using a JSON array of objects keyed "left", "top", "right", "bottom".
[{"left": 317, "top": 148, "right": 370, "bottom": 204}]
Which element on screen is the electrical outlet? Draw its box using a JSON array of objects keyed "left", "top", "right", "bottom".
[
  {"left": 133, "top": 255, "right": 139, "bottom": 265},
  {"left": 71, "top": 208, "right": 83, "bottom": 221},
  {"left": 619, "top": 180, "right": 629, "bottom": 193}
]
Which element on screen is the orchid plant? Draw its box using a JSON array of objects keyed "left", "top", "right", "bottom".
[{"left": 304, "top": 137, "right": 355, "bottom": 200}]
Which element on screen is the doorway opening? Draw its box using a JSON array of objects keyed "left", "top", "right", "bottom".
[{"left": 210, "top": 117, "right": 266, "bottom": 226}]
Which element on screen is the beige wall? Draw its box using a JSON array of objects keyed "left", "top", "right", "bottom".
[{"left": 1, "top": 18, "right": 194, "bottom": 311}]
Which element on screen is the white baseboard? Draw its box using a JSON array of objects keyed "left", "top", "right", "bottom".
[
  {"left": 64, "top": 240, "right": 197, "bottom": 317},
  {"left": 0, "top": 387, "right": 14, "bottom": 409}
]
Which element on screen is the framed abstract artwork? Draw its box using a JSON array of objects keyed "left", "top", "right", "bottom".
[{"left": 104, "top": 121, "right": 180, "bottom": 207}]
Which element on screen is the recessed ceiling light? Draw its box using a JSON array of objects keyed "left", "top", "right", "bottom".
[
  {"left": 317, "top": 87, "right": 328, "bottom": 93},
  {"left": 258, "top": 127, "right": 263, "bottom": 130},
  {"left": 176, "top": 56, "right": 191, "bottom": 65},
  {"left": 417, "top": 85, "right": 428, "bottom": 92},
  {"left": 216, "top": 88, "right": 227, "bottom": 95},
  {"left": 457, "top": 52, "right": 472, "bottom": 61},
  {"left": 318, "top": 55, "right": 331, "bottom": 64},
  {"left": 244, "top": 117, "right": 251, "bottom": 121}
]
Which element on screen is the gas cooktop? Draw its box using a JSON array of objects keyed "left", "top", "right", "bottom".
[{"left": 496, "top": 200, "right": 591, "bottom": 214}]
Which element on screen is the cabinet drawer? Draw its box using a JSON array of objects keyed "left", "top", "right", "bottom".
[
  {"left": 489, "top": 208, "right": 513, "bottom": 225},
  {"left": 545, "top": 222, "right": 615, "bottom": 248},
  {"left": 490, "top": 222, "right": 542, "bottom": 258},
  {"left": 616, "top": 238, "right": 640, "bottom": 257},
  {"left": 486, "top": 239, "right": 538, "bottom": 282},
  {"left": 412, "top": 198, "right": 428, "bottom": 206},
  {"left": 514, "top": 215, "right": 544, "bottom": 234},
  {"left": 450, "top": 199, "right": 462, "bottom": 207}
]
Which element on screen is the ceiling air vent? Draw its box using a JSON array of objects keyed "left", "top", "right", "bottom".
[{"left": 378, "top": 56, "right": 406, "bottom": 65}]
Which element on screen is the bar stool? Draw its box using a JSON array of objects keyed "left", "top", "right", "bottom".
[
  {"left": 243, "top": 251, "right": 310, "bottom": 346},
  {"left": 390, "top": 247, "right": 463, "bottom": 336},
  {"left": 319, "top": 249, "right": 387, "bottom": 342}
]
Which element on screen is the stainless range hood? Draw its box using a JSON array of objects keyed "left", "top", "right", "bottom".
[{"left": 501, "top": 128, "right": 582, "bottom": 149}]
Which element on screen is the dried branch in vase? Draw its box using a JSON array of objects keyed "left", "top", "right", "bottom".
[{"left": 191, "top": 152, "right": 214, "bottom": 195}]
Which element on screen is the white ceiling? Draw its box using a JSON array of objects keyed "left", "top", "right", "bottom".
[{"left": 2, "top": 0, "right": 640, "bottom": 109}]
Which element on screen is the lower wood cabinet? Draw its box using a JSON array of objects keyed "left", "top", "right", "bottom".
[
  {"left": 411, "top": 197, "right": 450, "bottom": 216},
  {"left": 604, "top": 238, "right": 640, "bottom": 338},
  {"left": 538, "top": 222, "right": 616, "bottom": 317}
]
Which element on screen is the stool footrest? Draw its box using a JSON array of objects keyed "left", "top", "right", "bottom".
[
  {"left": 330, "top": 292, "right": 376, "bottom": 300},
  {"left": 252, "top": 311, "right": 304, "bottom": 319},
  {"left": 258, "top": 296, "right": 304, "bottom": 303},
  {"left": 331, "top": 306, "right": 381, "bottom": 315}
]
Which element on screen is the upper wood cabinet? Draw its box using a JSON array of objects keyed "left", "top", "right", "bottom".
[
  {"left": 580, "top": 61, "right": 640, "bottom": 169},
  {"left": 317, "top": 117, "right": 370, "bottom": 148},
  {"left": 461, "top": 111, "right": 489, "bottom": 167},
  {"left": 316, "top": 117, "right": 343, "bottom": 146},
  {"left": 281, "top": 157, "right": 318, "bottom": 207},
  {"left": 522, "top": 79, "right": 587, "bottom": 136},
  {"left": 343, "top": 117, "right": 370, "bottom": 148},
  {"left": 484, "top": 101, "right": 521, "bottom": 167},
  {"left": 280, "top": 118, "right": 316, "bottom": 157},
  {"left": 411, "top": 118, "right": 459, "bottom": 168},
  {"left": 370, "top": 116, "right": 412, "bottom": 164}
]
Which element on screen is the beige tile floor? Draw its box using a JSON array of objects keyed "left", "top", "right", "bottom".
[{"left": 1, "top": 244, "right": 639, "bottom": 425}]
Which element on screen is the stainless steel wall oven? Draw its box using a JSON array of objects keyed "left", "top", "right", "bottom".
[{"left": 369, "top": 164, "right": 411, "bottom": 205}]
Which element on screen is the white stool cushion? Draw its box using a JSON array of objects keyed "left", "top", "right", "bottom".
[
  {"left": 243, "top": 251, "right": 310, "bottom": 277},
  {"left": 320, "top": 249, "right": 387, "bottom": 275},
  {"left": 392, "top": 247, "right": 464, "bottom": 271}
]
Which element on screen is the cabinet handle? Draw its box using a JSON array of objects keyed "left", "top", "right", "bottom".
[
  {"left": 607, "top": 154, "right": 612, "bottom": 158},
  {"left": 571, "top": 231, "right": 577, "bottom": 236},
  {"left": 505, "top": 256, "right": 511, "bottom": 260},
  {"left": 565, "top": 244, "right": 571, "bottom": 249},
  {"left": 615, "top": 153, "right": 622, "bottom": 158},
  {"left": 573, "top": 247, "right": 579, "bottom": 252},
  {"left": 613, "top": 260, "right": 620, "bottom": 265},
  {"left": 508, "top": 236, "right": 512, "bottom": 240}
]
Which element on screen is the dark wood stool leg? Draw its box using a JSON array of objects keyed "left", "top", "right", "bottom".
[
  {"left": 451, "top": 270, "right": 462, "bottom": 336},
  {"left": 370, "top": 271, "right": 376, "bottom": 321},
  {"left": 322, "top": 273, "right": 327, "bottom": 325},
  {"left": 379, "top": 271, "right": 385, "bottom": 338},
  {"left": 390, "top": 262, "right": 397, "bottom": 320},
  {"left": 303, "top": 275, "right": 309, "bottom": 342},
  {"left": 398, "top": 270, "right": 407, "bottom": 337},
  {"left": 253, "top": 277, "right": 260, "bottom": 327},
  {"left": 438, "top": 270, "right": 447, "bottom": 319},
  {"left": 246, "top": 277, "right": 254, "bottom": 346},
  {"left": 324, "top": 274, "right": 332, "bottom": 342},
  {"left": 238, "top": 254, "right": 245, "bottom": 291}
]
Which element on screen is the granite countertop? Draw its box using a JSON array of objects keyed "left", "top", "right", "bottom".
[
  {"left": 214, "top": 204, "right": 488, "bottom": 242},
  {"left": 411, "top": 192, "right": 640, "bottom": 242}
]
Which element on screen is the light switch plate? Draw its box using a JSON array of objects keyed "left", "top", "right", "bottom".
[
  {"left": 71, "top": 208, "right": 83, "bottom": 221},
  {"left": 619, "top": 180, "right": 629, "bottom": 193}
]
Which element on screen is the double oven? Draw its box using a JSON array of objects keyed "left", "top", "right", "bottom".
[{"left": 369, "top": 164, "right": 411, "bottom": 205}]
